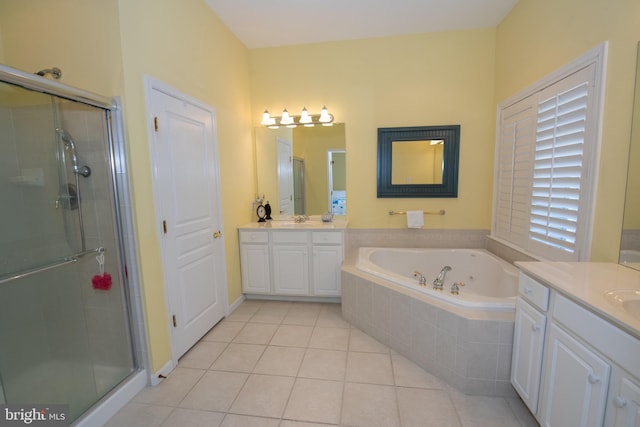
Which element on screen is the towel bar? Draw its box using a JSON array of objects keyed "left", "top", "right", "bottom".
[{"left": 388, "top": 210, "right": 445, "bottom": 216}]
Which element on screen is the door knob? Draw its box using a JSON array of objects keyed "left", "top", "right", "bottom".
[{"left": 213, "top": 231, "right": 222, "bottom": 239}]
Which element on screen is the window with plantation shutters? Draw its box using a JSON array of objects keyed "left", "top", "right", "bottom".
[{"left": 492, "top": 50, "right": 603, "bottom": 261}]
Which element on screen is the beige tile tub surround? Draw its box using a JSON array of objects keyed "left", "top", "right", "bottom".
[{"left": 341, "top": 266, "right": 516, "bottom": 397}]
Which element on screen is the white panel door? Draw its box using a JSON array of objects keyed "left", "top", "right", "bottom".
[
  {"left": 611, "top": 377, "right": 640, "bottom": 427},
  {"left": 149, "top": 83, "right": 227, "bottom": 360},
  {"left": 277, "top": 137, "right": 293, "bottom": 215},
  {"left": 540, "top": 323, "right": 610, "bottom": 427},
  {"left": 511, "top": 298, "right": 546, "bottom": 414}
]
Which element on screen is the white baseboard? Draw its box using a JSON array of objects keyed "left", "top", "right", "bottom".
[
  {"left": 227, "top": 294, "right": 246, "bottom": 315},
  {"left": 148, "top": 360, "right": 175, "bottom": 387}
]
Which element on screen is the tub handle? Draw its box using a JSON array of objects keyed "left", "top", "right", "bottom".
[
  {"left": 414, "top": 271, "right": 427, "bottom": 286},
  {"left": 450, "top": 281, "right": 465, "bottom": 295}
]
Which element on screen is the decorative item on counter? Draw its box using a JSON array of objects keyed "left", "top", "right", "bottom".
[
  {"left": 92, "top": 247, "right": 112, "bottom": 290},
  {"left": 256, "top": 203, "right": 267, "bottom": 222},
  {"left": 322, "top": 212, "right": 334, "bottom": 222},
  {"left": 264, "top": 201, "right": 272, "bottom": 220}
]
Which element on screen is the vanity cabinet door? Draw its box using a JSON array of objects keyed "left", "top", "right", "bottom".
[
  {"left": 610, "top": 376, "right": 640, "bottom": 427},
  {"left": 240, "top": 243, "right": 271, "bottom": 294},
  {"left": 273, "top": 244, "right": 309, "bottom": 295},
  {"left": 511, "top": 298, "right": 546, "bottom": 414},
  {"left": 540, "top": 323, "right": 610, "bottom": 427},
  {"left": 312, "top": 245, "right": 343, "bottom": 296}
]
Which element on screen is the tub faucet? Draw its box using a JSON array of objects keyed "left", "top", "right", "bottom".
[
  {"left": 414, "top": 271, "right": 427, "bottom": 286},
  {"left": 451, "top": 281, "right": 465, "bottom": 295},
  {"left": 433, "top": 266, "right": 452, "bottom": 290}
]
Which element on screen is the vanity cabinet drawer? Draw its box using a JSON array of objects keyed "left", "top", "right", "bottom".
[
  {"left": 312, "top": 232, "right": 342, "bottom": 245},
  {"left": 240, "top": 231, "right": 269, "bottom": 244},
  {"left": 519, "top": 272, "right": 550, "bottom": 312},
  {"left": 272, "top": 231, "right": 308, "bottom": 244}
]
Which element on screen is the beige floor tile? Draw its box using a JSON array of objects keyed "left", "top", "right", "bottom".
[
  {"left": 161, "top": 408, "right": 225, "bottom": 427},
  {"left": 210, "top": 343, "right": 266, "bottom": 372},
  {"left": 349, "top": 328, "right": 389, "bottom": 353},
  {"left": 229, "top": 374, "right": 295, "bottom": 418},
  {"left": 346, "top": 352, "right": 394, "bottom": 385},
  {"left": 250, "top": 306, "right": 289, "bottom": 324},
  {"left": 220, "top": 414, "right": 280, "bottom": 427},
  {"left": 283, "top": 378, "right": 343, "bottom": 424},
  {"left": 449, "top": 391, "right": 522, "bottom": 427},
  {"left": 396, "top": 387, "right": 461, "bottom": 427},
  {"left": 316, "top": 310, "right": 350, "bottom": 328},
  {"left": 298, "top": 348, "right": 347, "bottom": 381},
  {"left": 133, "top": 367, "right": 205, "bottom": 406},
  {"left": 270, "top": 324, "right": 314, "bottom": 347},
  {"left": 179, "top": 371, "right": 248, "bottom": 412},
  {"left": 253, "top": 346, "right": 305, "bottom": 376},
  {"left": 202, "top": 321, "right": 246, "bottom": 342},
  {"left": 227, "top": 306, "right": 260, "bottom": 322},
  {"left": 104, "top": 402, "right": 173, "bottom": 427},
  {"left": 279, "top": 421, "right": 337, "bottom": 427},
  {"left": 282, "top": 309, "right": 320, "bottom": 326},
  {"left": 391, "top": 354, "right": 447, "bottom": 389},
  {"left": 308, "top": 327, "right": 350, "bottom": 350},
  {"left": 341, "top": 382, "right": 400, "bottom": 427},
  {"left": 506, "top": 397, "right": 539, "bottom": 427},
  {"left": 232, "top": 322, "right": 278, "bottom": 345},
  {"left": 179, "top": 341, "right": 228, "bottom": 369}
]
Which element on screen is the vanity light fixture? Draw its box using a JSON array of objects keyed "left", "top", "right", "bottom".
[{"left": 260, "top": 106, "right": 334, "bottom": 128}]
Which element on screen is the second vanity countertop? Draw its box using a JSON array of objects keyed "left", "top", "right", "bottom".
[
  {"left": 516, "top": 261, "right": 640, "bottom": 339},
  {"left": 239, "top": 216, "right": 348, "bottom": 230}
]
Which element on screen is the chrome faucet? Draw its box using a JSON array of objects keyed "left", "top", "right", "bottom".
[
  {"left": 451, "top": 281, "right": 465, "bottom": 295},
  {"left": 414, "top": 271, "right": 427, "bottom": 286},
  {"left": 433, "top": 266, "right": 452, "bottom": 290}
]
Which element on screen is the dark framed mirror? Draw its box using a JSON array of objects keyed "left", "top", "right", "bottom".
[{"left": 377, "top": 125, "right": 460, "bottom": 197}]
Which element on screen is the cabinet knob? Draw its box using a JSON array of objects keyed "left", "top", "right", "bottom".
[
  {"left": 587, "top": 373, "right": 600, "bottom": 385},
  {"left": 531, "top": 324, "right": 540, "bottom": 332},
  {"left": 613, "top": 396, "right": 627, "bottom": 408},
  {"left": 524, "top": 287, "right": 533, "bottom": 294}
]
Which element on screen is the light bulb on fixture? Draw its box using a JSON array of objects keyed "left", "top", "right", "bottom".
[
  {"left": 261, "top": 110, "right": 276, "bottom": 127},
  {"left": 319, "top": 105, "right": 332, "bottom": 123},
  {"left": 280, "top": 109, "right": 294, "bottom": 126},
  {"left": 299, "top": 107, "right": 312, "bottom": 123}
]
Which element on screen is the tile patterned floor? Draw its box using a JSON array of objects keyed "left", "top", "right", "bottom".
[{"left": 105, "top": 300, "right": 539, "bottom": 427}]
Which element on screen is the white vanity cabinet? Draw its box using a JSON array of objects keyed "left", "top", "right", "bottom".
[
  {"left": 512, "top": 270, "right": 640, "bottom": 427},
  {"left": 609, "top": 373, "right": 640, "bottom": 427},
  {"left": 311, "top": 232, "right": 344, "bottom": 296},
  {"left": 238, "top": 226, "right": 344, "bottom": 299},
  {"left": 272, "top": 231, "right": 309, "bottom": 295},
  {"left": 239, "top": 231, "right": 271, "bottom": 294}
]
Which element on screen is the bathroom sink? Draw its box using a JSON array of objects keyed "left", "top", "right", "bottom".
[{"left": 604, "top": 289, "right": 640, "bottom": 320}]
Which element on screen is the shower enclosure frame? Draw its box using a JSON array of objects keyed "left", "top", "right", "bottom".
[{"left": 0, "top": 64, "right": 149, "bottom": 425}]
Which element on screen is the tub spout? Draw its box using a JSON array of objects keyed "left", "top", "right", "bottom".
[{"left": 433, "top": 266, "right": 452, "bottom": 290}]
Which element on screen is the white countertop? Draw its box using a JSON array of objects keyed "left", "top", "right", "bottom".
[
  {"left": 516, "top": 261, "right": 640, "bottom": 339},
  {"left": 239, "top": 217, "right": 348, "bottom": 230}
]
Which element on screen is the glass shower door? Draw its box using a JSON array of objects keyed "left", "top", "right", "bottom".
[{"left": 0, "top": 80, "right": 135, "bottom": 422}]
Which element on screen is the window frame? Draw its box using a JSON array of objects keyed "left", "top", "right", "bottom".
[{"left": 491, "top": 43, "right": 607, "bottom": 261}]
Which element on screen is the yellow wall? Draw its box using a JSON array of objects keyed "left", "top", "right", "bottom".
[
  {"left": 495, "top": 0, "right": 640, "bottom": 261},
  {"left": 0, "top": 0, "right": 254, "bottom": 372},
  {"left": 250, "top": 30, "right": 497, "bottom": 230},
  {"left": 117, "top": 0, "right": 253, "bottom": 371}
]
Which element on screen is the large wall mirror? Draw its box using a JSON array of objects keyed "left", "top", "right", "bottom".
[
  {"left": 377, "top": 125, "right": 460, "bottom": 197},
  {"left": 255, "top": 123, "right": 346, "bottom": 217},
  {"left": 620, "top": 42, "right": 640, "bottom": 270}
]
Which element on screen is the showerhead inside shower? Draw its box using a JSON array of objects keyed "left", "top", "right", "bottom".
[{"left": 56, "top": 128, "right": 91, "bottom": 177}]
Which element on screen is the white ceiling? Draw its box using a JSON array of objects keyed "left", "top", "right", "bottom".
[{"left": 205, "top": 0, "right": 519, "bottom": 49}]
